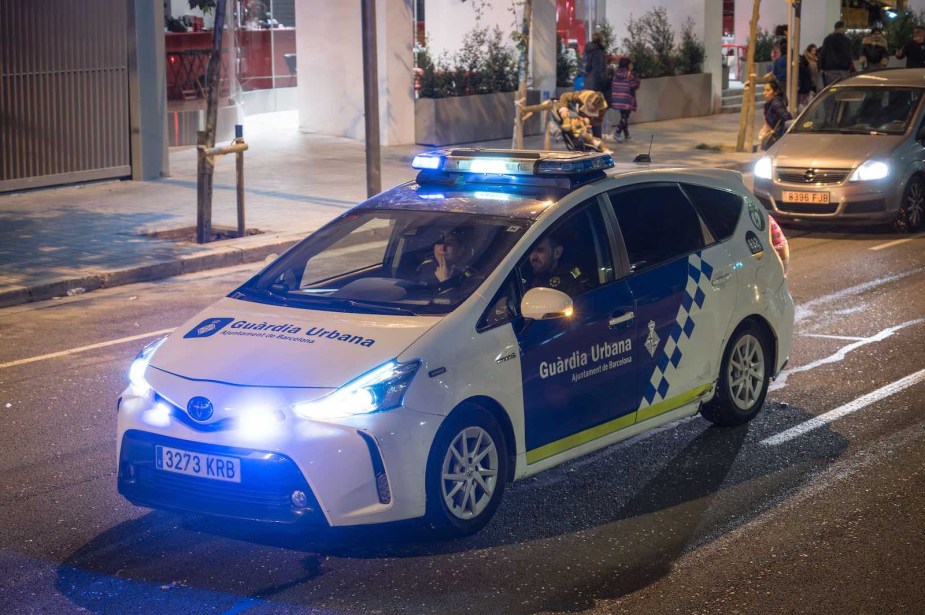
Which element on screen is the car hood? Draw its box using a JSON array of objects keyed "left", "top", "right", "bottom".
[
  {"left": 148, "top": 297, "right": 440, "bottom": 388},
  {"left": 771, "top": 133, "right": 904, "bottom": 168}
]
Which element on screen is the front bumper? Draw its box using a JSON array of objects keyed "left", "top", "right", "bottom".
[
  {"left": 116, "top": 388, "right": 442, "bottom": 527},
  {"left": 753, "top": 175, "right": 900, "bottom": 223}
]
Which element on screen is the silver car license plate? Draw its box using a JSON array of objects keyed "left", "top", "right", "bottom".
[
  {"left": 155, "top": 445, "right": 241, "bottom": 483},
  {"left": 782, "top": 190, "right": 830, "bottom": 204}
]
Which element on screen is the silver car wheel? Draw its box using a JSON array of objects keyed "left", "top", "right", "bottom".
[
  {"left": 904, "top": 179, "right": 923, "bottom": 230},
  {"left": 727, "top": 334, "right": 766, "bottom": 411},
  {"left": 440, "top": 426, "right": 499, "bottom": 520}
]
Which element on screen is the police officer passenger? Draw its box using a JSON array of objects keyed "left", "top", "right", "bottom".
[{"left": 527, "top": 234, "right": 592, "bottom": 296}]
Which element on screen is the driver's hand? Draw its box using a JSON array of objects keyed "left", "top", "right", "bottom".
[{"left": 433, "top": 243, "right": 451, "bottom": 282}]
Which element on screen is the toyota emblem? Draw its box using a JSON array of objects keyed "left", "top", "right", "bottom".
[{"left": 187, "top": 396, "right": 214, "bottom": 422}]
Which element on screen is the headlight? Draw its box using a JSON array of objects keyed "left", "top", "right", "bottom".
[
  {"left": 849, "top": 160, "right": 889, "bottom": 181},
  {"left": 754, "top": 157, "right": 773, "bottom": 180},
  {"left": 128, "top": 336, "right": 167, "bottom": 395},
  {"left": 292, "top": 360, "right": 421, "bottom": 420}
]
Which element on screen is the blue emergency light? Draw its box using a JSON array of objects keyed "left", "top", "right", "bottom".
[{"left": 412, "top": 149, "right": 614, "bottom": 176}]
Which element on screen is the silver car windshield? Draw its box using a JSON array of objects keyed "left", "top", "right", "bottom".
[
  {"left": 792, "top": 87, "right": 923, "bottom": 135},
  {"left": 236, "top": 210, "right": 530, "bottom": 316}
]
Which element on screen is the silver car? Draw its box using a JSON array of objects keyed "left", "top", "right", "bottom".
[{"left": 753, "top": 69, "right": 925, "bottom": 232}]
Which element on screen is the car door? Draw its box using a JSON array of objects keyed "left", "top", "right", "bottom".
[
  {"left": 511, "top": 198, "right": 638, "bottom": 465},
  {"left": 605, "top": 183, "right": 732, "bottom": 423}
]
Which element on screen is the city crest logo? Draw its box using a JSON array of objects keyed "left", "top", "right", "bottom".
[{"left": 184, "top": 317, "right": 235, "bottom": 339}]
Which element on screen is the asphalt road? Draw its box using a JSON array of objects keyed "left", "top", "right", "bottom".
[{"left": 1, "top": 224, "right": 924, "bottom": 614}]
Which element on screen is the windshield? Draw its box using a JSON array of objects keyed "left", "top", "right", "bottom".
[
  {"left": 792, "top": 87, "right": 923, "bottom": 135},
  {"left": 235, "top": 209, "right": 530, "bottom": 316}
]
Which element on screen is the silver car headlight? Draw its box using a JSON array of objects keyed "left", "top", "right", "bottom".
[
  {"left": 128, "top": 336, "right": 167, "bottom": 395},
  {"left": 754, "top": 156, "right": 773, "bottom": 180},
  {"left": 849, "top": 160, "right": 889, "bottom": 182},
  {"left": 292, "top": 360, "right": 421, "bottom": 420}
]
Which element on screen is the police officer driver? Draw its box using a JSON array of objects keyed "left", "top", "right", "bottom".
[
  {"left": 527, "top": 234, "right": 592, "bottom": 296},
  {"left": 418, "top": 226, "right": 479, "bottom": 286}
]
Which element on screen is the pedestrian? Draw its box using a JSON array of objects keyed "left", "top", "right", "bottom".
[
  {"left": 797, "top": 52, "right": 815, "bottom": 110},
  {"left": 772, "top": 41, "right": 788, "bottom": 92},
  {"left": 582, "top": 31, "right": 608, "bottom": 138},
  {"left": 895, "top": 26, "right": 925, "bottom": 68},
  {"left": 609, "top": 57, "right": 640, "bottom": 143},
  {"left": 819, "top": 21, "right": 854, "bottom": 86},
  {"left": 804, "top": 44, "right": 823, "bottom": 93},
  {"left": 760, "top": 79, "right": 792, "bottom": 151},
  {"left": 860, "top": 27, "right": 890, "bottom": 69}
]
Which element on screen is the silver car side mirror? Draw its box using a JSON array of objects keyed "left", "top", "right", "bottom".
[{"left": 520, "top": 287, "right": 574, "bottom": 320}]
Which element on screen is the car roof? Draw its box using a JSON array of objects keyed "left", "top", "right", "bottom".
[
  {"left": 834, "top": 68, "right": 925, "bottom": 88},
  {"left": 358, "top": 161, "right": 745, "bottom": 221}
]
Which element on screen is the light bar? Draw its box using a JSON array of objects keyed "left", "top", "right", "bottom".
[
  {"left": 412, "top": 148, "right": 615, "bottom": 178},
  {"left": 411, "top": 154, "right": 443, "bottom": 170}
]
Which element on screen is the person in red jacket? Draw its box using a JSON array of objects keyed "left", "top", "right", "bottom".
[{"left": 609, "top": 57, "right": 640, "bottom": 143}]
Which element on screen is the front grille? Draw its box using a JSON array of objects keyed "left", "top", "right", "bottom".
[
  {"left": 118, "top": 430, "right": 325, "bottom": 524},
  {"left": 777, "top": 167, "right": 851, "bottom": 185},
  {"left": 843, "top": 199, "right": 887, "bottom": 214},
  {"left": 777, "top": 202, "right": 838, "bottom": 214}
]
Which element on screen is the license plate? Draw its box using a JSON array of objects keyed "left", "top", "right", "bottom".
[
  {"left": 155, "top": 445, "right": 241, "bottom": 483},
  {"left": 782, "top": 190, "right": 830, "bottom": 204}
]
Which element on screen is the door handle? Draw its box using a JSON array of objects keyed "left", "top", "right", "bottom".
[
  {"left": 609, "top": 311, "right": 635, "bottom": 327},
  {"left": 711, "top": 272, "right": 732, "bottom": 287}
]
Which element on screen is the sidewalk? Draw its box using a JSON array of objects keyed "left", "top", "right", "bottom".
[{"left": 0, "top": 109, "right": 765, "bottom": 308}]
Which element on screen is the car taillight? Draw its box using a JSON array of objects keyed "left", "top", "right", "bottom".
[{"left": 768, "top": 215, "right": 789, "bottom": 276}]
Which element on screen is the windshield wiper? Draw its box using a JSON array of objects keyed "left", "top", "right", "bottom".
[
  {"left": 839, "top": 128, "right": 889, "bottom": 135},
  {"left": 280, "top": 293, "right": 419, "bottom": 316}
]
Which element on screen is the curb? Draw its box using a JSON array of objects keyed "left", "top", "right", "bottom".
[{"left": 0, "top": 233, "right": 305, "bottom": 309}]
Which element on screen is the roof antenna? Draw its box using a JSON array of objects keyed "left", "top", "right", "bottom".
[{"left": 633, "top": 135, "right": 653, "bottom": 163}]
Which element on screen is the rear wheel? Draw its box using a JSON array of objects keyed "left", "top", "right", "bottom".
[
  {"left": 893, "top": 175, "right": 924, "bottom": 233},
  {"left": 701, "top": 322, "right": 771, "bottom": 426},
  {"left": 425, "top": 405, "right": 508, "bottom": 538}
]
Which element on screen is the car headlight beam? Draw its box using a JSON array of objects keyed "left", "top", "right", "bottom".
[
  {"left": 128, "top": 336, "right": 167, "bottom": 395},
  {"left": 292, "top": 360, "right": 421, "bottom": 420},
  {"left": 754, "top": 156, "right": 773, "bottom": 180},
  {"left": 850, "top": 160, "right": 889, "bottom": 182}
]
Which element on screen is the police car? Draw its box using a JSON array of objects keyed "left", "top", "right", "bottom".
[{"left": 117, "top": 149, "right": 794, "bottom": 537}]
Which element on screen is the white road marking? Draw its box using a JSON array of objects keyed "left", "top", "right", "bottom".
[
  {"left": 869, "top": 233, "right": 925, "bottom": 251},
  {"left": 799, "top": 333, "right": 867, "bottom": 341},
  {"left": 0, "top": 329, "right": 174, "bottom": 370},
  {"left": 771, "top": 318, "right": 925, "bottom": 391},
  {"left": 762, "top": 367, "right": 925, "bottom": 445},
  {"left": 795, "top": 268, "right": 923, "bottom": 322}
]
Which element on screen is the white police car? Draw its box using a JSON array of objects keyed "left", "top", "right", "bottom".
[{"left": 117, "top": 149, "right": 794, "bottom": 537}]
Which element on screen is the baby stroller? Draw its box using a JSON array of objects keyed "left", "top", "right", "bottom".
[{"left": 547, "top": 105, "right": 608, "bottom": 153}]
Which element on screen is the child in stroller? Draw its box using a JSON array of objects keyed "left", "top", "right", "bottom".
[{"left": 518, "top": 90, "right": 611, "bottom": 153}]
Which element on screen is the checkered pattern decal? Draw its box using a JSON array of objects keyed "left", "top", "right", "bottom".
[{"left": 641, "top": 252, "right": 714, "bottom": 407}]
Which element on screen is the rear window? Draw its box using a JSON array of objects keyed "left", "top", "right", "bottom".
[{"left": 682, "top": 184, "right": 743, "bottom": 242}]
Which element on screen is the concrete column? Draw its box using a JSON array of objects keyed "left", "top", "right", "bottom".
[
  {"left": 129, "top": 0, "right": 168, "bottom": 180},
  {"left": 532, "top": 0, "right": 557, "bottom": 102},
  {"left": 801, "top": 0, "right": 842, "bottom": 55},
  {"left": 703, "top": 0, "right": 723, "bottom": 111},
  {"left": 295, "top": 0, "right": 414, "bottom": 145}
]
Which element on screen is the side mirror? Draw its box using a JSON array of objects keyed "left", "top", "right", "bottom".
[
  {"left": 917, "top": 125, "right": 925, "bottom": 142},
  {"left": 520, "top": 287, "right": 574, "bottom": 320}
]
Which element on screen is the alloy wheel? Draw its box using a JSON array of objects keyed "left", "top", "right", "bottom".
[
  {"left": 903, "top": 179, "right": 923, "bottom": 231},
  {"left": 440, "top": 426, "right": 499, "bottom": 520},
  {"left": 727, "top": 334, "right": 766, "bottom": 411}
]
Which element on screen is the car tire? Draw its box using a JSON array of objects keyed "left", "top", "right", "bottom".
[
  {"left": 425, "top": 404, "right": 508, "bottom": 538},
  {"left": 892, "top": 175, "right": 924, "bottom": 233},
  {"left": 701, "top": 322, "right": 771, "bottom": 427}
]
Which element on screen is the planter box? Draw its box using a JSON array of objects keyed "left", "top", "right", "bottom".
[
  {"left": 415, "top": 90, "right": 542, "bottom": 146},
  {"left": 630, "top": 72, "right": 713, "bottom": 124}
]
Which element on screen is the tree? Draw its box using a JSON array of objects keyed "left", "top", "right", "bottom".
[
  {"left": 736, "top": 0, "right": 761, "bottom": 153},
  {"left": 511, "top": 0, "right": 533, "bottom": 149}
]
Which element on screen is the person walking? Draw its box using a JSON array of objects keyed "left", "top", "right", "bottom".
[
  {"left": 797, "top": 52, "right": 816, "bottom": 110},
  {"left": 819, "top": 21, "right": 854, "bottom": 86},
  {"left": 772, "top": 41, "right": 788, "bottom": 93},
  {"left": 804, "top": 44, "right": 823, "bottom": 93},
  {"left": 760, "top": 79, "right": 793, "bottom": 151},
  {"left": 582, "top": 31, "right": 608, "bottom": 138},
  {"left": 609, "top": 57, "right": 640, "bottom": 143},
  {"left": 860, "top": 26, "right": 890, "bottom": 69},
  {"left": 895, "top": 26, "right": 925, "bottom": 68}
]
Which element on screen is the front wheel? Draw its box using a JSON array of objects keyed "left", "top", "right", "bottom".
[
  {"left": 425, "top": 405, "right": 508, "bottom": 538},
  {"left": 701, "top": 323, "right": 771, "bottom": 426},
  {"left": 893, "top": 175, "right": 924, "bottom": 233}
]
